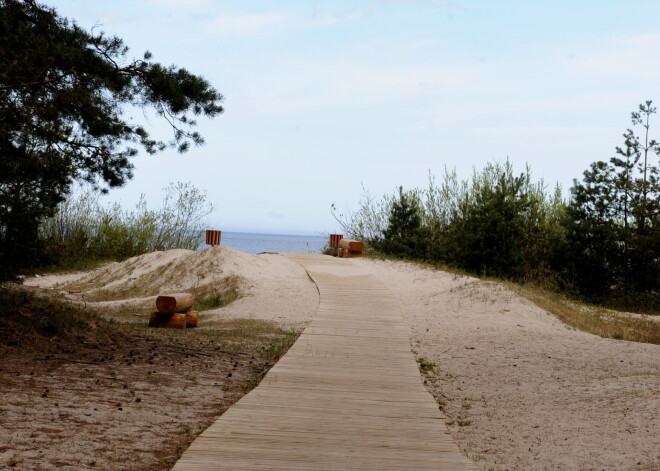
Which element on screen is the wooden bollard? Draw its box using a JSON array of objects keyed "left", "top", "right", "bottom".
[
  {"left": 185, "top": 310, "right": 199, "bottom": 328},
  {"left": 338, "top": 239, "right": 364, "bottom": 252},
  {"left": 206, "top": 229, "right": 222, "bottom": 246},
  {"left": 329, "top": 234, "right": 343, "bottom": 248},
  {"left": 149, "top": 293, "right": 198, "bottom": 329}
]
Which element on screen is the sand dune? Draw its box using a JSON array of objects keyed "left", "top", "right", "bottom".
[{"left": 25, "top": 249, "right": 660, "bottom": 470}]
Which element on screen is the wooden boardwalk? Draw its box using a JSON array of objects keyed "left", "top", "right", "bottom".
[{"left": 172, "top": 254, "right": 478, "bottom": 470}]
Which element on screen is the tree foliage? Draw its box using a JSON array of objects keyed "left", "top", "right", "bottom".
[
  {"left": 565, "top": 101, "right": 660, "bottom": 303},
  {"left": 40, "top": 182, "right": 212, "bottom": 266},
  {"left": 0, "top": 0, "right": 223, "bottom": 280},
  {"left": 333, "top": 102, "right": 659, "bottom": 311},
  {"left": 446, "top": 164, "right": 533, "bottom": 278},
  {"left": 337, "top": 160, "right": 562, "bottom": 281},
  {"left": 376, "top": 186, "right": 428, "bottom": 259}
]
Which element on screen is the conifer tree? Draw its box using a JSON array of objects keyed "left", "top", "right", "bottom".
[
  {"left": 566, "top": 101, "right": 660, "bottom": 302},
  {"left": 0, "top": 0, "right": 223, "bottom": 280},
  {"left": 379, "top": 187, "right": 426, "bottom": 258}
]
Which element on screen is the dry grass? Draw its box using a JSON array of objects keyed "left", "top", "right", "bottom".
[
  {"left": 512, "top": 283, "right": 660, "bottom": 344},
  {"left": 60, "top": 252, "right": 231, "bottom": 302},
  {"left": 1, "top": 284, "right": 301, "bottom": 471},
  {"left": 124, "top": 317, "right": 298, "bottom": 356},
  {"left": 365, "top": 252, "right": 660, "bottom": 345},
  {"left": 77, "top": 272, "right": 243, "bottom": 304},
  {"left": 191, "top": 275, "right": 243, "bottom": 311}
]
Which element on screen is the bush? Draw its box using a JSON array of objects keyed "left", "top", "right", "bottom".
[
  {"left": 375, "top": 186, "right": 430, "bottom": 259},
  {"left": 40, "top": 181, "right": 212, "bottom": 268},
  {"left": 331, "top": 184, "right": 395, "bottom": 244},
  {"left": 442, "top": 161, "right": 562, "bottom": 280},
  {"left": 333, "top": 160, "right": 564, "bottom": 281}
]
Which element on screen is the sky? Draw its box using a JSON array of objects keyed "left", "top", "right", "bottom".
[{"left": 46, "top": 0, "right": 660, "bottom": 235}]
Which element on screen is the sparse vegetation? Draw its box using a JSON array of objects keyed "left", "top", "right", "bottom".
[
  {"left": 416, "top": 356, "right": 437, "bottom": 373},
  {"left": 39, "top": 182, "right": 212, "bottom": 271},
  {"left": 0, "top": 284, "right": 300, "bottom": 471},
  {"left": 334, "top": 102, "right": 660, "bottom": 333},
  {"left": 512, "top": 282, "right": 660, "bottom": 344},
  {"left": 0, "top": 283, "right": 100, "bottom": 347},
  {"left": 192, "top": 276, "right": 243, "bottom": 311}
]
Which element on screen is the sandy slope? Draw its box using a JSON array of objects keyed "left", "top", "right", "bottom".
[
  {"left": 26, "top": 247, "right": 319, "bottom": 330},
  {"left": 23, "top": 250, "right": 660, "bottom": 470},
  {"left": 6, "top": 247, "right": 318, "bottom": 471},
  {"left": 353, "top": 257, "right": 659, "bottom": 471}
]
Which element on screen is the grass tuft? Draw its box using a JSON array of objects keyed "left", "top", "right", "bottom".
[
  {"left": 511, "top": 283, "right": 660, "bottom": 345},
  {"left": 416, "top": 357, "right": 437, "bottom": 373},
  {"left": 0, "top": 284, "right": 99, "bottom": 347}
]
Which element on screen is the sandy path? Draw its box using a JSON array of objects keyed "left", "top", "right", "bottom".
[
  {"left": 352, "top": 257, "right": 659, "bottom": 471},
  {"left": 173, "top": 253, "right": 478, "bottom": 470}
]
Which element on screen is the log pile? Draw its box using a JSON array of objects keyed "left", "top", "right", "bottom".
[
  {"left": 337, "top": 239, "right": 364, "bottom": 258},
  {"left": 148, "top": 293, "right": 199, "bottom": 329}
]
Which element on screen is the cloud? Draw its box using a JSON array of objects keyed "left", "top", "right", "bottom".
[
  {"left": 310, "top": 0, "right": 459, "bottom": 24},
  {"left": 202, "top": 12, "right": 291, "bottom": 38},
  {"left": 227, "top": 54, "right": 490, "bottom": 121},
  {"left": 569, "top": 33, "right": 660, "bottom": 80},
  {"left": 148, "top": 0, "right": 213, "bottom": 12}
]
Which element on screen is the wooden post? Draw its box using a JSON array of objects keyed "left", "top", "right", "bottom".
[
  {"left": 329, "top": 234, "right": 343, "bottom": 248},
  {"left": 206, "top": 230, "right": 222, "bottom": 246}
]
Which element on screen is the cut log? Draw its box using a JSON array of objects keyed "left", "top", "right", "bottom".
[
  {"left": 337, "top": 247, "right": 345, "bottom": 258},
  {"left": 156, "top": 293, "right": 194, "bottom": 314},
  {"left": 338, "top": 239, "right": 364, "bottom": 253},
  {"left": 342, "top": 250, "right": 362, "bottom": 258},
  {"left": 185, "top": 310, "right": 199, "bottom": 328},
  {"left": 148, "top": 312, "right": 187, "bottom": 329}
]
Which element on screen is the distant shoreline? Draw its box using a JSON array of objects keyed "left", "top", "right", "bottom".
[{"left": 202, "top": 231, "right": 327, "bottom": 255}]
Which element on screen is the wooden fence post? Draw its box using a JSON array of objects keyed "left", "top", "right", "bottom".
[{"left": 206, "top": 230, "right": 222, "bottom": 246}]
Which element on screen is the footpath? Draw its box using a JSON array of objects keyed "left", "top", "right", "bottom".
[{"left": 172, "top": 254, "right": 478, "bottom": 470}]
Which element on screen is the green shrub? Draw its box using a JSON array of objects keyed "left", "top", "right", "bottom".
[
  {"left": 333, "top": 160, "right": 564, "bottom": 281},
  {"left": 40, "top": 181, "right": 212, "bottom": 268},
  {"left": 375, "top": 186, "right": 430, "bottom": 259}
]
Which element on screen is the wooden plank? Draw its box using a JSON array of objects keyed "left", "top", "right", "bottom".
[{"left": 172, "top": 254, "right": 478, "bottom": 470}]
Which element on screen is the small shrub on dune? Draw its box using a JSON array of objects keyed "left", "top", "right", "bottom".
[{"left": 40, "top": 182, "right": 212, "bottom": 269}]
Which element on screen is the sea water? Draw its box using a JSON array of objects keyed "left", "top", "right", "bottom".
[{"left": 206, "top": 232, "right": 327, "bottom": 255}]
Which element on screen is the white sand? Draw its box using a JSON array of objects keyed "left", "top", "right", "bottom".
[
  {"left": 26, "top": 250, "right": 660, "bottom": 470},
  {"left": 353, "top": 257, "right": 660, "bottom": 471},
  {"left": 26, "top": 247, "right": 319, "bottom": 330}
]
